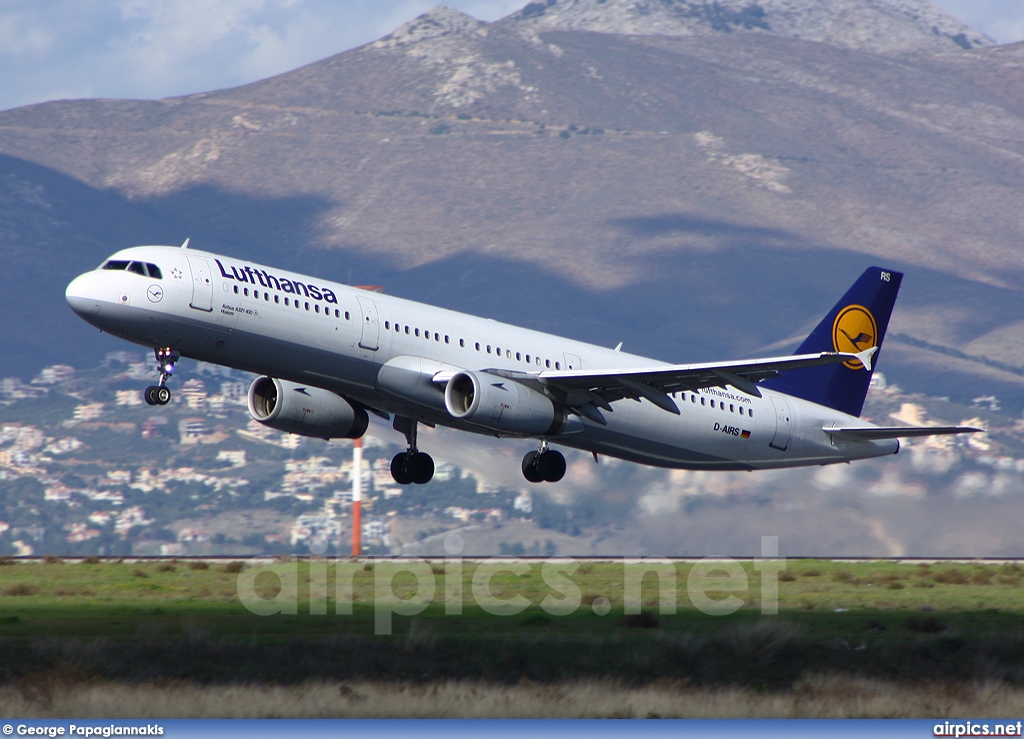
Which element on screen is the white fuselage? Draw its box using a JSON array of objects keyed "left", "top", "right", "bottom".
[{"left": 65, "top": 246, "right": 899, "bottom": 471}]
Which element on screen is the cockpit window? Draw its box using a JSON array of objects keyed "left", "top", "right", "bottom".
[{"left": 100, "top": 259, "right": 162, "bottom": 278}]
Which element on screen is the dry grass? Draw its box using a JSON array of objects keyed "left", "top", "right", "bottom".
[
  {"left": 1, "top": 675, "right": 1024, "bottom": 718},
  {"left": 2, "top": 583, "right": 38, "bottom": 596}
]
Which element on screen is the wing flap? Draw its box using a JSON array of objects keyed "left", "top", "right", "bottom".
[
  {"left": 487, "top": 351, "right": 864, "bottom": 420},
  {"left": 537, "top": 351, "right": 860, "bottom": 398}
]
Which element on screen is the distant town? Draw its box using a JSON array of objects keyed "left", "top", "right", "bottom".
[
  {"left": 0, "top": 352, "right": 534, "bottom": 557},
  {"left": 0, "top": 351, "right": 1016, "bottom": 557}
]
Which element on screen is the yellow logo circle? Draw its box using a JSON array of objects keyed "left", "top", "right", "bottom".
[{"left": 832, "top": 304, "right": 877, "bottom": 370}]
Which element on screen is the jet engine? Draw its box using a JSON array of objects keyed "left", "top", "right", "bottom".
[
  {"left": 247, "top": 377, "right": 368, "bottom": 439},
  {"left": 444, "top": 370, "right": 572, "bottom": 436}
]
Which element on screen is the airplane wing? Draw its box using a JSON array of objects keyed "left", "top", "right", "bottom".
[
  {"left": 822, "top": 425, "right": 984, "bottom": 441},
  {"left": 486, "top": 350, "right": 871, "bottom": 424}
]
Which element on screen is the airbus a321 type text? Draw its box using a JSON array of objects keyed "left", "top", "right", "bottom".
[{"left": 65, "top": 243, "right": 980, "bottom": 485}]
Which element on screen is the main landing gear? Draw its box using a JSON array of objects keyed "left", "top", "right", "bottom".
[
  {"left": 522, "top": 441, "right": 566, "bottom": 484},
  {"left": 144, "top": 347, "right": 178, "bottom": 406},
  {"left": 390, "top": 417, "right": 434, "bottom": 485}
]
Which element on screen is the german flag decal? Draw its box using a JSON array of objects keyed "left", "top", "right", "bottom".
[{"left": 740, "top": 430, "right": 751, "bottom": 439}]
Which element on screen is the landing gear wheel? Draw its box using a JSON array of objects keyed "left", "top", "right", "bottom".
[
  {"left": 391, "top": 453, "right": 413, "bottom": 485},
  {"left": 391, "top": 451, "right": 435, "bottom": 485},
  {"left": 537, "top": 450, "right": 566, "bottom": 482},
  {"left": 522, "top": 449, "right": 566, "bottom": 483},
  {"left": 390, "top": 417, "right": 435, "bottom": 485},
  {"left": 144, "top": 347, "right": 178, "bottom": 408},
  {"left": 407, "top": 452, "right": 434, "bottom": 485},
  {"left": 522, "top": 451, "right": 544, "bottom": 484},
  {"left": 144, "top": 386, "right": 171, "bottom": 406}
]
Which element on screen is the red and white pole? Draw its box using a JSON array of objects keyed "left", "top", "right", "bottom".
[{"left": 351, "top": 437, "right": 362, "bottom": 558}]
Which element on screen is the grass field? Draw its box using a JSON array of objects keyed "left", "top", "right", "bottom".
[{"left": 2, "top": 557, "right": 1024, "bottom": 717}]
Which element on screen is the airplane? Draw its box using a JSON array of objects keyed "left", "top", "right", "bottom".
[{"left": 65, "top": 243, "right": 981, "bottom": 485}]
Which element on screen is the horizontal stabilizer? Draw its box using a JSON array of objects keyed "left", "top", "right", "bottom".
[{"left": 823, "top": 425, "right": 984, "bottom": 442}]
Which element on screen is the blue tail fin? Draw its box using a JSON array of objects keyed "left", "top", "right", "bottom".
[{"left": 761, "top": 266, "right": 902, "bottom": 417}]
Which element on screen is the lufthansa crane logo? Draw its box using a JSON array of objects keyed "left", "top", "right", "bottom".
[{"left": 832, "top": 304, "right": 877, "bottom": 370}]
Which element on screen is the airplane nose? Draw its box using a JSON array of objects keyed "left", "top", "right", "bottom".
[{"left": 66, "top": 272, "right": 102, "bottom": 317}]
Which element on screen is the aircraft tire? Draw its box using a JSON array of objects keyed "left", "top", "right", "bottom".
[
  {"left": 408, "top": 452, "right": 434, "bottom": 484},
  {"left": 155, "top": 386, "right": 171, "bottom": 405},
  {"left": 391, "top": 453, "right": 413, "bottom": 485},
  {"left": 144, "top": 386, "right": 159, "bottom": 406},
  {"left": 521, "top": 451, "right": 544, "bottom": 483},
  {"left": 537, "top": 450, "right": 566, "bottom": 483}
]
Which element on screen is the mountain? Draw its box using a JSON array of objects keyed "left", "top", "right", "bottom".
[
  {"left": 2, "top": 0, "right": 1024, "bottom": 408},
  {"left": 505, "top": 0, "right": 992, "bottom": 53}
]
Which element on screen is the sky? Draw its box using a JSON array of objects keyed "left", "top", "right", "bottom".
[{"left": 1, "top": 0, "right": 1022, "bottom": 114}]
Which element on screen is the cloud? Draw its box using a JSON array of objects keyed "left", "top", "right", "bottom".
[{"left": 932, "top": 0, "right": 1024, "bottom": 44}]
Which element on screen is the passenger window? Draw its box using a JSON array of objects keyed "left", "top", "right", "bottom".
[
  {"left": 284, "top": 297, "right": 289, "bottom": 305},
  {"left": 346, "top": 311, "right": 351, "bottom": 320},
  {"left": 446, "top": 336, "right": 451, "bottom": 344},
  {"left": 701, "top": 397, "right": 706, "bottom": 406},
  {"left": 305, "top": 302, "right": 310, "bottom": 311},
  {"left": 506, "top": 350, "right": 511, "bottom": 359},
  {"left": 127, "top": 262, "right": 146, "bottom": 276},
  {"left": 710, "top": 400, "right": 715, "bottom": 408},
  {"left": 555, "top": 362, "right": 560, "bottom": 369},
  {"left": 244, "top": 288, "right": 249, "bottom": 297},
  {"left": 254, "top": 291, "right": 260, "bottom": 299},
  {"left": 739, "top": 407, "right": 744, "bottom": 416},
  {"left": 730, "top": 404, "right": 734, "bottom": 413},
  {"left": 749, "top": 409, "right": 754, "bottom": 418},
  {"left": 315, "top": 305, "right": 320, "bottom": 313},
  {"left": 334, "top": 309, "right": 339, "bottom": 317},
  {"left": 516, "top": 352, "right": 522, "bottom": 361},
  {"left": 405, "top": 326, "right": 410, "bottom": 335},
  {"left": 233, "top": 286, "right": 239, "bottom": 294},
  {"left": 496, "top": 347, "right": 501, "bottom": 356},
  {"left": 265, "top": 293, "right": 269, "bottom": 302},
  {"left": 385, "top": 321, "right": 390, "bottom": 329},
  {"left": 545, "top": 360, "right": 551, "bottom": 368},
  {"left": 275, "top": 296, "right": 280, "bottom": 304},
  {"left": 691, "top": 395, "right": 696, "bottom": 404},
  {"left": 486, "top": 345, "right": 491, "bottom": 354},
  {"left": 434, "top": 332, "right": 440, "bottom": 341},
  {"left": 102, "top": 260, "right": 130, "bottom": 271},
  {"left": 474, "top": 342, "right": 479, "bottom": 351},
  {"left": 415, "top": 329, "right": 420, "bottom": 337}
]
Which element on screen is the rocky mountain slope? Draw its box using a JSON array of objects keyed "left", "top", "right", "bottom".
[
  {"left": 503, "top": 0, "right": 992, "bottom": 53},
  {"left": 1, "top": 1, "right": 1023, "bottom": 408}
]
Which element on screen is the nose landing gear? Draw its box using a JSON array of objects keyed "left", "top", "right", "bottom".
[
  {"left": 522, "top": 441, "right": 566, "bottom": 483},
  {"left": 390, "top": 417, "right": 435, "bottom": 485},
  {"left": 144, "top": 347, "right": 178, "bottom": 406}
]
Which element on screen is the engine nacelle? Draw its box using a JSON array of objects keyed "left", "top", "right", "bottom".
[
  {"left": 444, "top": 370, "right": 570, "bottom": 436},
  {"left": 247, "top": 377, "right": 368, "bottom": 439}
]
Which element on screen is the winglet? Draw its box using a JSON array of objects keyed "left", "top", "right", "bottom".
[{"left": 856, "top": 346, "right": 877, "bottom": 372}]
